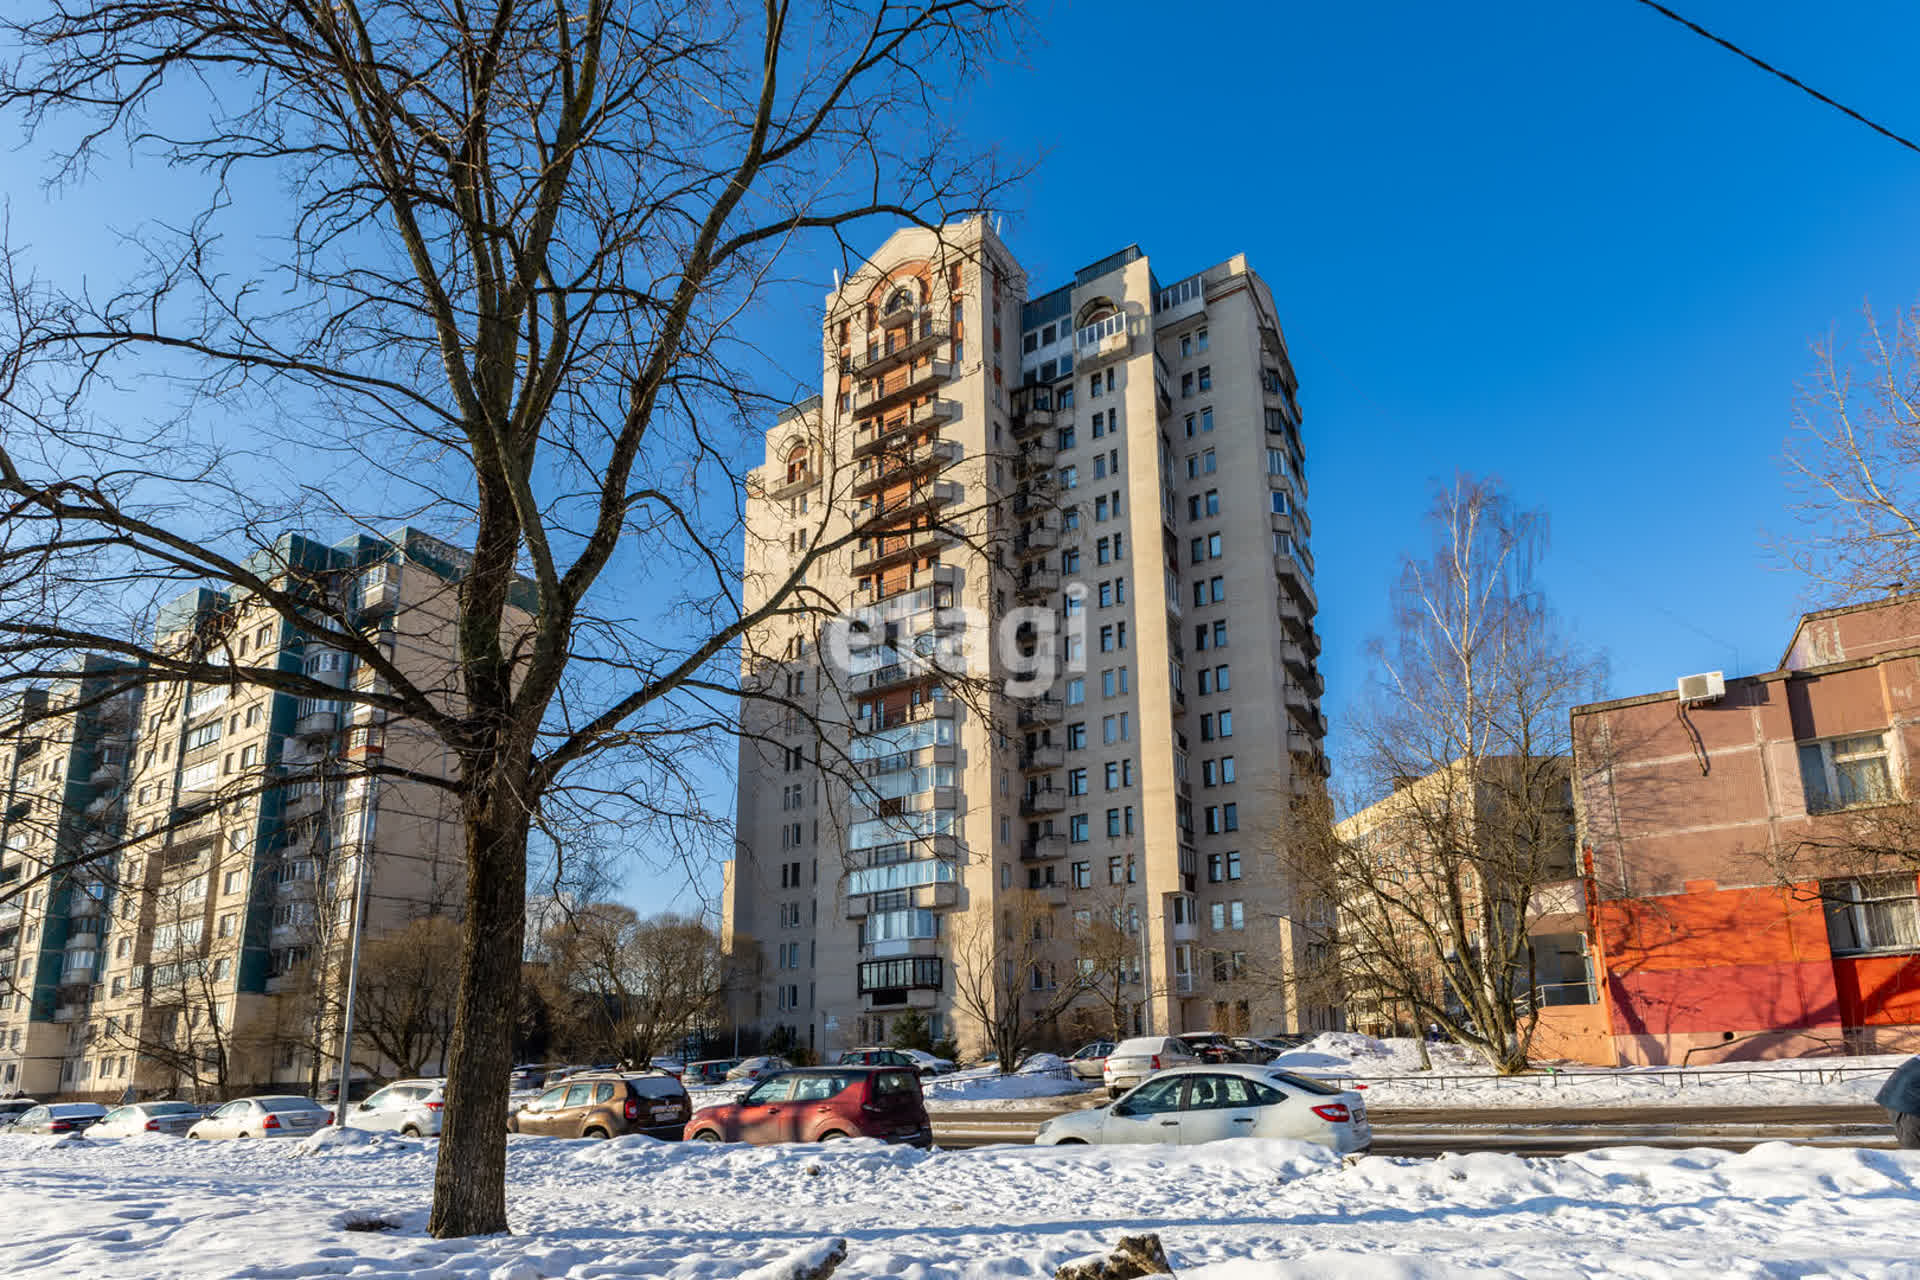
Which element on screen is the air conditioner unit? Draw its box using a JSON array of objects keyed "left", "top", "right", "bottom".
[{"left": 1676, "top": 671, "right": 1725, "bottom": 704}]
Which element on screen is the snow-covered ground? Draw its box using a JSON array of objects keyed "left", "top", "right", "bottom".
[
  {"left": 4, "top": 1128, "right": 1918, "bottom": 1278},
  {"left": 1273, "top": 1033, "right": 1906, "bottom": 1110}
]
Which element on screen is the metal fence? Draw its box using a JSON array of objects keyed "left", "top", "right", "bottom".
[{"left": 1306, "top": 1063, "right": 1894, "bottom": 1093}]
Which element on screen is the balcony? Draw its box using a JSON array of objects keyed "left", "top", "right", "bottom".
[
  {"left": 358, "top": 577, "right": 399, "bottom": 615},
  {"left": 1020, "top": 743, "right": 1065, "bottom": 772},
  {"left": 293, "top": 708, "right": 337, "bottom": 740},
  {"left": 53, "top": 1003, "right": 87, "bottom": 1023},
  {"left": 0, "top": 903, "right": 20, "bottom": 927},
  {"left": 1011, "top": 402, "right": 1056, "bottom": 437},
  {"left": 911, "top": 881, "right": 957, "bottom": 910},
  {"left": 850, "top": 524, "right": 957, "bottom": 576},
  {"left": 1016, "top": 438, "right": 1057, "bottom": 472},
  {"left": 1015, "top": 521, "right": 1061, "bottom": 558},
  {"left": 1174, "top": 974, "right": 1196, "bottom": 995},
  {"left": 1074, "top": 312, "right": 1130, "bottom": 369},
  {"left": 860, "top": 479, "right": 961, "bottom": 529},
  {"left": 846, "top": 322, "right": 949, "bottom": 382},
  {"left": 1282, "top": 643, "right": 1312, "bottom": 682},
  {"left": 1019, "top": 790, "right": 1067, "bottom": 817},
  {"left": 1283, "top": 680, "right": 1315, "bottom": 721},
  {"left": 851, "top": 438, "right": 963, "bottom": 497},
  {"left": 854, "top": 399, "right": 960, "bottom": 460},
  {"left": 1038, "top": 883, "right": 1069, "bottom": 907},
  {"left": 1021, "top": 834, "right": 1068, "bottom": 861},
  {"left": 1015, "top": 696, "right": 1063, "bottom": 727},
  {"left": 767, "top": 467, "right": 817, "bottom": 500},
  {"left": 852, "top": 359, "right": 955, "bottom": 417},
  {"left": 851, "top": 660, "right": 950, "bottom": 697},
  {"left": 283, "top": 789, "right": 324, "bottom": 821},
  {"left": 1172, "top": 921, "right": 1195, "bottom": 943},
  {"left": 856, "top": 697, "right": 957, "bottom": 734},
  {"left": 1015, "top": 569, "right": 1061, "bottom": 600}
]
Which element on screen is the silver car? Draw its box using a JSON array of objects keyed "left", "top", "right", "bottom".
[
  {"left": 90, "top": 1101, "right": 204, "bottom": 1137},
  {"left": 1101, "top": 1035, "right": 1201, "bottom": 1097},
  {"left": 187, "top": 1095, "right": 330, "bottom": 1139},
  {"left": 1038, "top": 1064, "right": 1371, "bottom": 1154},
  {"left": 7, "top": 1102, "right": 107, "bottom": 1135},
  {"left": 346, "top": 1078, "right": 445, "bottom": 1137}
]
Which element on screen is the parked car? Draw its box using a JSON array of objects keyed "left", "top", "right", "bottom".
[
  {"left": 89, "top": 1101, "right": 205, "bottom": 1138},
  {"left": 684, "top": 1059, "right": 740, "bottom": 1086},
  {"left": 1175, "top": 1032, "right": 1245, "bottom": 1064},
  {"left": 7, "top": 1103, "right": 108, "bottom": 1135},
  {"left": 684, "top": 1066, "right": 930, "bottom": 1147},
  {"left": 0, "top": 1098, "right": 40, "bottom": 1129},
  {"left": 1103, "top": 1035, "right": 1201, "bottom": 1097},
  {"left": 507, "top": 1071, "right": 689, "bottom": 1140},
  {"left": 187, "top": 1096, "right": 331, "bottom": 1140},
  {"left": 347, "top": 1079, "right": 445, "bottom": 1137},
  {"left": 724, "top": 1055, "right": 792, "bottom": 1082},
  {"left": 511, "top": 1064, "right": 562, "bottom": 1091},
  {"left": 899, "top": 1048, "right": 956, "bottom": 1077},
  {"left": 1067, "top": 1041, "right": 1116, "bottom": 1081},
  {"left": 836, "top": 1047, "right": 921, "bottom": 1071},
  {"left": 1037, "top": 1065, "right": 1370, "bottom": 1154}
]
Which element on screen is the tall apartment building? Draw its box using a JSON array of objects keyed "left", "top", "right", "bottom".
[
  {"left": 723, "top": 218, "right": 1328, "bottom": 1058},
  {"left": 0, "top": 527, "right": 480, "bottom": 1098}
]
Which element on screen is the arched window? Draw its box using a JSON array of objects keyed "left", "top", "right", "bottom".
[
  {"left": 785, "top": 443, "right": 810, "bottom": 484},
  {"left": 885, "top": 286, "right": 914, "bottom": 316}
]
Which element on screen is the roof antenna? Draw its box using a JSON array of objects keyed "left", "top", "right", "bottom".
[{"left": 832, "top": 268, "right": 842, "bottom": 289}]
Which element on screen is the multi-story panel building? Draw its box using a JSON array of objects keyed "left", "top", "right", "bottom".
[
  {"left": 0, "top": 657, "right": 141, "bottom": 1095},
  {"left": 1, "top": 527, "right": 485, "bottom": 1098},
  {"left": 723, "top": 219, "right": 1328, "bottom": 1058}
]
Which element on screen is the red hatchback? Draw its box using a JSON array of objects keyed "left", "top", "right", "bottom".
[{"left": 684, "top": 1066, "right": 931, "bottom": 1147}]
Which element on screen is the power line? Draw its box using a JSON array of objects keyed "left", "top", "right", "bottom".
[{"left": 1628, "top": 0, "right": 1920, "bottom": 157}]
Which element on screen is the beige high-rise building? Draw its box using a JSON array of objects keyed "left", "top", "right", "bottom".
[
  {"left": 0, "top": 527, "right": 484, "bottom": 1098},
  {"left": 722, "top": 219, "right": 1329, "bottom": 1059}
]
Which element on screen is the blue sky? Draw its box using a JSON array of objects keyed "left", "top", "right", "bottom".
[{"left": 9, "top": 1, "right": 1920, "bottom": 913}]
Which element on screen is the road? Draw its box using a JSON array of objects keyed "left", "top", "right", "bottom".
[{"left": 929, "top": 1100, "right": 1896, "bottom": 1155}]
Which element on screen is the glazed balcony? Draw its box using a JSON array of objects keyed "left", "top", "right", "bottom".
[{"left": 1074, "top": 312, "right": 1130, "bottom": 369}]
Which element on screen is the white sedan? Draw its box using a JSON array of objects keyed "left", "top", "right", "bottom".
[
  {"left": 187, "top": 1095, "right": 331, "bottom": 1139},
  {"left": 1036, "top": 1064, "right": 1371, "bottom": 1154},
  {"left": 90, "top": 1101, "right": 204, "bottom": 1138}
]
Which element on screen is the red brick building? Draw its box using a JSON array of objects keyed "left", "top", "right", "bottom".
[{"left": 1572, "top": 595, "right": 1920, "bottom": 1065}]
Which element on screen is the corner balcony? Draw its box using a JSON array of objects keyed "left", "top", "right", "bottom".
[
  {"left": 852, "top": 360, "right": 956, "bottom": 417},
  {"left": 850, "top": 524, "right": 957, "bottom": 576},
  {"left": 1020, "top": 743, "right": 1065, "bottom": 772},
  {"left": 357, "top": 576, "right": 400, "bottom": 615},
  {"left": 1020, "top": 833, "right": 1068, "bottom": 861},
  {"left": 1019, "top": 789, "right": 1067, "bottom": 818},
  {"left": 851, "top": 438, "right": 963, "bottom": 497}
]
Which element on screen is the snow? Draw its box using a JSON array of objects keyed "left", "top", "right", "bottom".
[
  {"left": 5, "top": 1128, "right": 1919, "bottom": 1277},
  {"left": 1269, "top": 1035, "right": 1908, "bottom": 1110}
]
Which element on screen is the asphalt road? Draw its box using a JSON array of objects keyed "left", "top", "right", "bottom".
[{"left": 929, "top": 1101, "right": 1897, "bottom": 1155}]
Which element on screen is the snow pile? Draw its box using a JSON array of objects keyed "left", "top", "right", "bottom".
[
  {"left": 736, "top": 1238, "right": 848, "bottom": 1280},
  {"left": 290, "top": 1125, "right": 411, "bottom": 1157},
  {"left": 921, "top": 1066, "right": 1092, "bottom": 1107},
  {"left": 1016, "top": 1052, "right": 1071, "bottom": 1076}
]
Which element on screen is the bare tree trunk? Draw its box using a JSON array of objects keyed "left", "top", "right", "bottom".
[{"left": 430, "top": 791, "right": 529, "bottom": 1238}]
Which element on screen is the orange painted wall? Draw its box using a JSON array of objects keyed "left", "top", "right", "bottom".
[
  {"left": 1530, "top": 1003, "right": 1615, "bottom": 1065},
  {"left": 1596, "top": 882, "right": 1844, "bottom": 1037},
  {"left": 1833, "top": 953, "right": 1920, "bottom": 1027}
]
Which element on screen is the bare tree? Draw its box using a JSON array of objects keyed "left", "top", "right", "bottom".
[
  {"left": 0, "top": 0, "right": 1022, "bottom": 1235},
  {"left": 1068, "top": 889, "right": 1147, "bottom": 1043},
  {"left": 541, "top": 904, "right": 727, "bottom": 1068},
  {"left": 1279, "top": 477, "right": 1602, "bottom": 1074},
  {"left": 1780, "top": 302, "right": 1920, "bottom": 600},
  {"left": 948, "top": 888, "right": 1096, "bottom": 1072},
  {"left": 351, "top": 915, "right": 463, "bottom": 1079}
]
